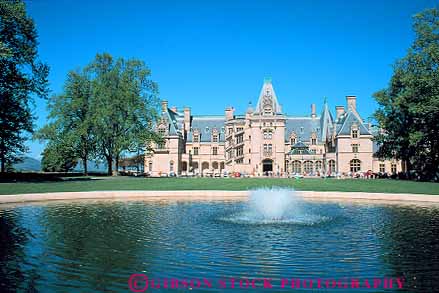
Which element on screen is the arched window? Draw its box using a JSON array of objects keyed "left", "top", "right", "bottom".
[
  {"left": 212, "top": 161, "right": 219, "bottom": 169},
  {"left": 192, "top": 162, "right": 199, "bottom": 172},
  {"left": 304, "top": 161, "right": 314, "bottom": 174},
  {"left": 148, "top": 161, "right": 153, "bottom": 172},
  {"left": 328, "top": 160, "right": 336, "bottom": 173},
  {"left": 220, "top": 162, "right": 225, "bottom": 170},
  {"left": 315, "top": 161, "right": 322, "bottom": 172},
  {"left": 350, "top": 159, "right": 361, "bottom": 172},
  {"left": 202, "top": 162, "right": 209, "bottom": 170},
  {"left": 292, "top": 161, "right": 301, "bottom": 174},
  {"left": 182, "top": 161, "right": 188, "bottom": 171}
]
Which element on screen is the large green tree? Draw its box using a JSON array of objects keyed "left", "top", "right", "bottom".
[
  {"left": 87, "top": 53, "right": 159, "bottom": 175},
  {"left": 0, "top": 0, "right": 49, "bottom": 173},
  {"left": 36, "top": 70, "right": 95, "bottom": 174},
  {"left": 374, "top": 7, "right": 439, "bottom": 181}
]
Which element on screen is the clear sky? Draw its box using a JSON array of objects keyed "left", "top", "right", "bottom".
[{"left": 26, "top": 0, "right": 437, "bottom": 158}]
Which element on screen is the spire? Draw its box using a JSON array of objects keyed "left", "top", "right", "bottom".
[
  {"left": 320, "top": 97, "right": 334, "bottom": 142},
  {"left": 255, "top": 78, "right": 282, "bottom": 115}
]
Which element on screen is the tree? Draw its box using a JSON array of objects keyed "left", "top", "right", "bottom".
[
  {"left": 36, "top": 70, "right": 95, "bottom": 175},
  {"left": 87, "top": 53, "right": 159, "bottom": 175},
  {"left": 40, "top": 138, "right": 78, "bottom": 172},
  {"left": 0, "top": 0, "right": 49, "bottom": 173},
  {"left": 373, "top": 7, "right": 439, "bottom": 181}
]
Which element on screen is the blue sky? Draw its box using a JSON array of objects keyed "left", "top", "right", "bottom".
[{"left": 26, "top": 0, "right": 436, "bottom": 158}]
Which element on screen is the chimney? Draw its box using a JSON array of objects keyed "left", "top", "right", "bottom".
[
  {"left": 184, "top": 107, "right": 191, "bottom": 131},
  {"left": 170, "top": 106, "right": 177, "bottom": 113},
  {"left": 336, "top": 106, "right": 345, "bottom": 120},
  {"left": 161, "top": 100, "right": 168, "bottom": 113},
  {"left": 346, "top": 95, "right": 357, "bottom": 112},
  {"left": 311, "top": 103, "right": 316, "bottom": 119},
  {"left": 225, "top": 107, "right": 235, "bottom": 121}
]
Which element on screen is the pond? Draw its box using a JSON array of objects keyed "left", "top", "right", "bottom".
[{"left": 1, "top": 192, "right": 439, "bottom": 292}]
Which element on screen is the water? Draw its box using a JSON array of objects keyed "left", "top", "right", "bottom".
[
  {"left": 223, "top": 187, "right": 329, "bottom": 224},
  {"left": 1, "top": 194, "right": 439, "bottom": 292}
]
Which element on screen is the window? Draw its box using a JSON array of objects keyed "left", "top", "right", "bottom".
[
  {"left": 212, "top": 146, "right": 218, "bottom": 155},
  {"left": 352, "top": 129, "right": 358, "bottom": 138},
  {"left": 311, "top": 138, "right": 317, "bottom": 145},
  {"left": 148, "top": 162, "right": 153, "bottom": 172},
  {"left": 300, "top": 127, "right": 304, "bottom": 134},
  {"left": 221, "top": 127, "right": 225, "bottom": 133},
  {"left": 236, "top": 134, "right": 244, "bottom": 144},
  {"left": 391, "top": 163, "right": 397, "bottom": 174},
  {"left": 328, "top": 160, "right": 336, "bottom": 173},
  {"left": 193, "top": 147, "right": 199, "bottom": 155},
  {"left": 292, "top": 161, "right": 302, "bottom": 173},
  {"left": 379, "top": 163, "right": 385, "bottom": 173},
  {"left": 235, "top": 158, "right": 244, "bottom": 164},
  {"left": 158, "top": 128, "right": 166, "bottom": 136},
  {"left": 249, "top": 135, "right": 251, "bottom": 140},
  {"left": 352, "top": 143, "right": 359, "bottom": 153},
  {"left": 228, "top": 128, "right": 233, "bottom": 135},
  {"left": 157, "top": 142, "right": 165, "bottom": 149},
  {"left": 263, "top": 129, "right": 273, "bottom": 139},
  {"left": 193, "top": 134, "right": 199, "bottom": 143},
  {"left": 350, "top": 159, "right": 361, "bottom": 172},
  {"left": 237, "top": 127, "right": 244, "bottom": 132},
  {"left": 290, "top": 138, "right": 296, "bottom": 145},
  {"left": 249, "top": 148, "right": 251, "bottom": 154},
  {"left": 169, "top": 161, "right": 174, "bottom": 172},
  {"left": 212, "top": 134, "right": 218, "bottom": 142},
  {"left": 205, "top": 126, "right": 209, "bottom": 133},
  {"left": 236, "top": 146, "right": 244, "bottom": 157},
  {"left": 304, "top": 161, "right": 314, "bottom": 174},
  {"left": 315, "top": 161, "right": 322, "bottom": 172}
]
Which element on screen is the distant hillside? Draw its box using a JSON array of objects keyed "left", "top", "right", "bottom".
[{"left": 13, "top": 157, "right": 41, "bottom": 172}]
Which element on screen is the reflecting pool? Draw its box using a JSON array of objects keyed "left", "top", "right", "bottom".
[{"left": 1, "top": 197, "right": 439, "bottom": 292}]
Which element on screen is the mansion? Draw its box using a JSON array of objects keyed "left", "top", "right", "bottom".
[{"left": 145, "top": 78, "right": 400, "bottom": 177}]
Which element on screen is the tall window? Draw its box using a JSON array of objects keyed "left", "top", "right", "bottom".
[
  {"left": 391, "top": 163, "right": 397, "bottom": 174},
  {"left": 304, "top": 161, "right": 314, "bottom": 174},
  {"left": 212, "top": 146, "right": 218, "bottom": 155},
  {"left": 236, "top": 146, "right": 244, "bottom": 157},
  {"left": 290, "top": 138, "right": 296, "bottom": 145},
  {"left": 193, "top": 147, "right": 199, "bottom": 155},
  {"left": 236, "top": 134, "right": 244, "bottom": 144},
  {"left": 352, "top": 143, "right": 359, "bottom": 153},
  {"left": 311, "top": 138, "right": 317, "bottom": 145},
  {"left": 212, "top": 134, "right": 218, "bottom": 142},
  {"left": 328, "top": 160, "right": 336, "bottom": 173},
  {"left": 315, "top": 161, "right": 322, "bottom": 172},
  {"left": 228, "top": 128, "right": 233, "bottom": 135},
  {"left": 352, "top": 129, "right": 358, "bottom": 138},
  {"left": 379, "top": 163, "right": 385, "bottom": 173},
  {"left": 193, "top": 134, "right": 199, "bottom": 143},
  {"left": 169, "top": 161, "right": 174, "bottom": 172},
  {"left": 148, "top": 162, "right": 153, "bottom": 172},
  {"left": 292, "top": 161, "right": 301, "bottom": 173},
  {"left": 350, "top": 159, "right": 361, "bottom": 172}
]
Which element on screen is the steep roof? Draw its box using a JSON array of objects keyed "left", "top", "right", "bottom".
[
  {"left": 254, "top": 78, "right": 282, "bottom": 114},
  {"left": 284, "top": 117, "right": 321, "bottom": 142},
  {"left": 336, "top": 110, "right": 371, "bottom": 136},
  {"left": 186, "top": 116, "right": 226, "bottom": 142}
]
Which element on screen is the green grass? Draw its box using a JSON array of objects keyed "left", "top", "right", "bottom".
[{"left": 0, "top": 177, "right": 438, "bottom": 195}]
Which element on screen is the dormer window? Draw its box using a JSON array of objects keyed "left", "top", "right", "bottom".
[
  {"left": 212, "top": 134, "right": 218, "bottom": 142},
  {"left": 205, "top": 126, "right": 209, "bottom": 133},
  {"left": 311, "top": 138, "right": 317, "bottom": 145},
  {"left": 352, "top": 129, "right": 358, "bottom": 138},
  {"left": 221, "top": 127, "right": 225, "bottom": 133},
  {"left": 290, "top": 138, "right": 296, "bottom": 145},
  {"left": 193, "top": 134, "right": 199, "bottom": 143},
  {"left": 263, "top": 107, "right": 272, "bottom": 115},
  {"left": 300, "top": 127, "right": 304, "bottom": 134}
]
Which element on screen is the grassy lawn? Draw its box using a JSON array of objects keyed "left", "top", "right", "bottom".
[{"left": 0, "top": 177, "right": 438, "bottom": 195}]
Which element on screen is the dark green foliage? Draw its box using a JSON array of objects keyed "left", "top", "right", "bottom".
[
  {"left": 0, "top": 0, "right": 49, "bottom": 172},
  {"left": 374, "top": 7, "right": 439, "bottom": 181}
]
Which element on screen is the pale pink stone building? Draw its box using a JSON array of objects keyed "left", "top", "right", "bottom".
[{"left": 145, "top": 78, "right": 400, "bottom": 177}]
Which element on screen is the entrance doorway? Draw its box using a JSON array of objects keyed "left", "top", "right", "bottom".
[{"left": 262, "top": 159, "right": 273, "bottom": 173}]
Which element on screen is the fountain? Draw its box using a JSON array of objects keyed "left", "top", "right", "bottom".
[{"left": 223, "top": 187, "right": 329, "bottom": 224}]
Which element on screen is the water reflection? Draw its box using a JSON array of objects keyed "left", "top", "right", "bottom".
[{"left": 0, "top": 200, "right": 438, "bottom": 292}]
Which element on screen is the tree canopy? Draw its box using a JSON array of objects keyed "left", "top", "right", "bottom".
[
  {"left": 37, "top": 53, "right": 160, "bottom": 175},
  {"left": 0, "top": 0, "right": 49, "bottom": 172},
  {"left": 374, "top": 7, "right": 439, "bottom": 181}
]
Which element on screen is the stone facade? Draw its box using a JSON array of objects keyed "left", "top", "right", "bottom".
[{"left": 145, "top": 78, "right": 400, "bottom": 177}]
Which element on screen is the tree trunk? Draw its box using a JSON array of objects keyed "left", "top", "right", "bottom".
[
  {"left": 106, "top": 155, "right": 113, "bottom": 176},
  {"left": 82, "top": 156, "right": 88, "bottom": 176},
  {"left": 115, "top": 153, "right": 119, "bottom": 176}
]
